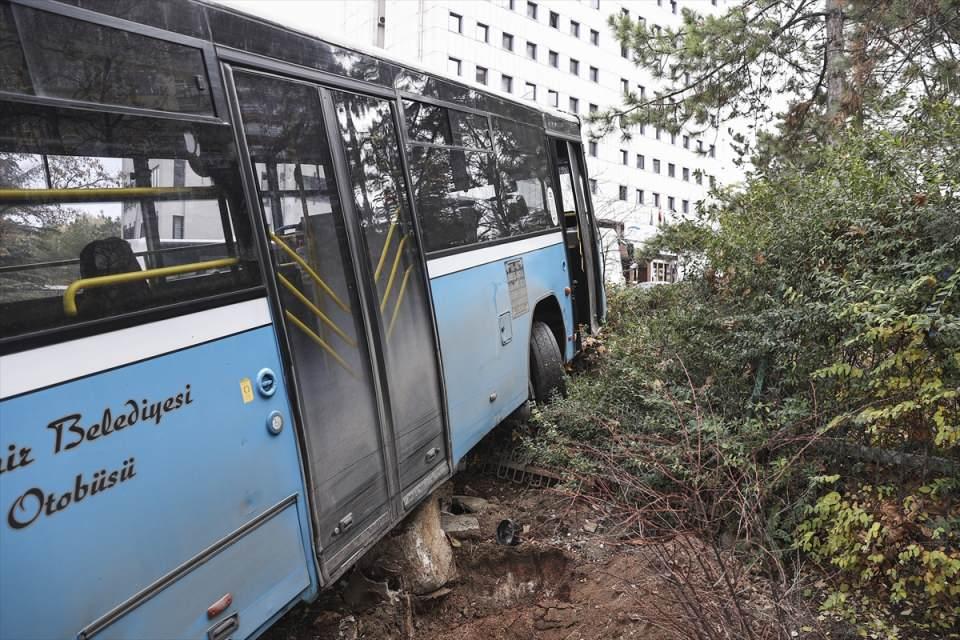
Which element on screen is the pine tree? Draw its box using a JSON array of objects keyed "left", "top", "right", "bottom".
[{"left": 598, "top": 0, "right": 960, "bottom": 163}]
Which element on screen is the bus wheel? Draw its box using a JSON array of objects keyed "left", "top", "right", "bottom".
[{"left": 530, "top": 320, "right": 566, "bottom": 404}]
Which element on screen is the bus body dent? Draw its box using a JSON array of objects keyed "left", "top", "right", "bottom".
[
  {"left": 0, "top": 301, "right": 317, "bottom": 640},
  {"left": 428, "top": 233, "right": 574, "bottom": 463}
]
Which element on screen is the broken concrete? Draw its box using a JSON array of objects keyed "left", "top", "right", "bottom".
[
  {"left": 451, "top": 495, "right": 492, "bottom": 513},
  {"left": 441, "top": 512, "right": 481, "bottom": 539},
  {"left": 360, "top": 496, "right": 455, "bottom": 595}
]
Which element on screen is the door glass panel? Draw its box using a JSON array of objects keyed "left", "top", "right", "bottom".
[
  {"left": 233, "top": 71, "right": 388, "bottom": 554},
  {"left": 329, "top": 92, "right": 446, "bottom": 490}
]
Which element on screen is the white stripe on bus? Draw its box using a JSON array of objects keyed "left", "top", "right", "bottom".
[
  {"left": 0, "top": 298, "right": 272, "bottom": 400},
  {"left": 427, "top": 232, "right": 563, "bottom": 279}
]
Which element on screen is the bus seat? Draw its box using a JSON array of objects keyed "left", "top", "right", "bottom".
[{"left": 78, "top": 237, "right": 150, "bottom": 316}]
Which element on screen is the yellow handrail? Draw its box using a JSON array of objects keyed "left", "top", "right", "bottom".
[
  {"left": 63, "top": 257, "right": 239, "bottom": 317},
  {"left": 276, "top": 273, "right": 356, "bottom": 348},
  {"left": 373, "top": 215, "right": 399, "bottom": 281},
  {"left": 387, "top": 266, "right": 413, "bottom": 340},
  {"left": 379, "top": 235, "right": 408, "bottom": 312},
  {"left": 269, "top": 232, "right": 350, "bottom": 313},
  {"left": 284, "top": 310, "right": 356, "bottom": 379},
  {"left": 0, "top": 186, "right": 220, "bottom": 204}
]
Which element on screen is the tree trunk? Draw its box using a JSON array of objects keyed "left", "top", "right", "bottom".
[{"left": 825, "top": 0, "right": 846, "bottom": 128}]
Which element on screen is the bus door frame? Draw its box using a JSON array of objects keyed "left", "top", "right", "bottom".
[
  {"left": 219, "top": 51, "right": 453, "bottom": 583},
  {"left": 548, "top": 134, "right": 603, "bottom": 336}
]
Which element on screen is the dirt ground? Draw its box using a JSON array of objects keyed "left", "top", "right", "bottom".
[{"left": 262, "top": 471, "right": 695, "bottom": 640}]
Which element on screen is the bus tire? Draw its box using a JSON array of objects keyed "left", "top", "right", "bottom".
[{"left": 529, "top": 320, "right": 566, "bottom": 404}]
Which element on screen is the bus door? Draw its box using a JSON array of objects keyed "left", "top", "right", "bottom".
[
  {"left": 229, "top": 70, "right": 448, "bottom": 579},
  {"left": 552, "top": 138, "right": 603, "bottom": 335}
]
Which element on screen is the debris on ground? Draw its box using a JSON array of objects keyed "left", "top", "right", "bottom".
[{"left": 262, "top": 471, "right": 806, "bottom": 640}]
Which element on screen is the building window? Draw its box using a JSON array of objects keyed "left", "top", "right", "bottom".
[
  {"left": 636, "top": 154, "right": 645, "bottom": 169},
  {"left": 549, "top": 50, "right": 559, "bottom": 67},
  {"left": 620, "top": 78, "right": 629, "bottom": 94},
  {"left": 589, "top": 178, "right": 598, "bottom": 194},
  {"left": 618, "top": 185, "right": 628, "bottom": 201},
  {"left": 620, "top": 149, "right": 628, "bottom": 165},
  {"left": 621, "top": 44, "right": 629, "bottom": 58},
  {"left": 476, "top": 66, "right": 488, "bottom": 85},
  {"left": 448, "top": 57, "right": 462, "bottom": 76},
  {"left": 709, "top": 175, "right": 716, "bottom": 188},
  {"left": 668, "top": 196, "right": 676, "bottom": 211},
  {"left": 639, "top": 124, "right": 645, "bottom": 135},
  {"left": 709, "top": 144, "right": 716, "bottom": 158},
  {"left": 653, "top": 158, "right": 661, "bottom": 173},
  {"left": 501, "top": 74, "right": 513, "bottom": 93},
  {"left": 671, "top": 0, "right": 677, "bottom": 14},
  {"left": 588, "top": 141, "right": 598, "bottom": 157},
  {"left": 668, "top": 163, "right": 675, "bottom": 177},
  {"left": 448, "top": 12, "right": 462, "bottom": 33},
  {"left": 569, "top": 96, "right": 579, "bottom": 112},
  {"left": 683, "top": 135, "right": 690, "bottom": 149},
  {"left": 172, "top": 214, "right": 185, "bottom": 239},
  {"left": 655, "top": 127, "right": 661, "bottom": 140},
  {"left": 591, "top": 0, "right": 600, "bottom": 9},
  {"left": 527, "top": 1, "right": 538, "bottom": 19},
  {"left": 549, "top": 10, "right": 559, "bottom": 28},
  {"left": 589, "top": 66, "right": 599, "bottom": 82},
  {"left": 653, "top": 192, "right": 660, "bottom": 207},
  {"left": 670, "top": 132, "right": 677, "bottom": 145},
  {"left": 476, "top": 22, "right": 489, "bottom": 42},
  {"left": 638, "top": 84, "right": 646, "bottom": 98},
  {"left": 509, "top": 0, "right": 516, "bottom": 8},
  {"left": 569, "top": 58, "right": 579, "bottom": 75},
  {"left": 682, "top": 167, "right": 690, "bottom": 181},
  {"left": 570, "top": 20, "right": 580, "bottom": 37},
  {"left": 636, "top": 189, "right": 644, "bottom": 204},
  {"left": 526, "top": 41, "right": 537, "bottom": 60},
  {"left": 682, "top": 199, "right": 690, "bottom": 213},
  {"left": 548, "top": 89, "right": 559, "bottom": 107},
  {"left": 590, "top": 29, "right": 600, "bottom": 45},
  {"left": 502, "top": 32, "right": 514, "bottom": 51},
  {"left": 524, "top": 82, "right": 537, "bottom": 100},
  {"left": 589, "top": 103, "right": 598, "bottom": 113},
  {"left": 695, "top": 171, "right": 703, "bottom": 185}
]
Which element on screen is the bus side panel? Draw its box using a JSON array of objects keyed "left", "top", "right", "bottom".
[
  {"left": 0, "top": 317, "right": 316, "bottom": 640},
  {"left": 429, "top": 238, "right": 573, "bottom": 462}
]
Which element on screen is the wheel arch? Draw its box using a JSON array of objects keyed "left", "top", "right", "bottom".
[{"left": 531, "top": 294, "right": 566, "bottom": 362}]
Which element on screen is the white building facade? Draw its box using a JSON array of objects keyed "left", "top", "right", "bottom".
[{"left": 220, "top": 0, "right": 735, "bottom": 283}]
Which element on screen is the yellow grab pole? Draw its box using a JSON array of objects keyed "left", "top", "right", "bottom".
[
  {"left": 284, "top": 310, "right": 356, "bottom": 378},
  {"left": 276, "top": 274, "right": 357, "bottom": 348},
  {"left": 386, "top": 266, "right": 413, "bottom": 340},
  {"left": 64, "top": 257, "right": 238, "bottom": 317},
  {"left": 373, "top": 215, "right": 399, "bottom": 281},
  {"left": 270, "top": 232, "right": 350, "bottom": 313},
  {"left": 379, "top": 235, "right": 409, "bottom": 312}
]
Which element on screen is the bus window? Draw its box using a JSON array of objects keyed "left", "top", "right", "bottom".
[
  {"left": 492, "top": 118, "right": 556, "bottom": 235},
  {"left": 0, "top": 101, "right": 259, "bottom": 343},
  {"left": 11, "top": 5, "right": 213, "bottom": 115}
]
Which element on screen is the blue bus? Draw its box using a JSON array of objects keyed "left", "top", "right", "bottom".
[{"left": 0, "top": 1, "right": 605, "bottom": 638}]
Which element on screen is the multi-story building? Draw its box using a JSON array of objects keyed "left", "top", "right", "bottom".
[{"left": 219, "top": 0, "right": 735, "bottom": 282}]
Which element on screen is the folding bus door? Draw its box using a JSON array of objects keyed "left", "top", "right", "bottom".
[
  {"left": 552, "top": 138, "right": 603, "bottom": 334},
  {"left": 231, "top": 69, "right": 393, "bottom": 577},
  {"left": 229, "top": 69, "right": 449, "bottom": 579}
]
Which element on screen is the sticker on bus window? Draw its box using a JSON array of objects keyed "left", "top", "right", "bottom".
[{"left": 240, "top": 378, "right": 254, "bottom": 404}]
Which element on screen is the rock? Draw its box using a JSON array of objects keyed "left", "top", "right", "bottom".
[
  {"left": 361, "top": 495, "right": 456, "bottom": 594},
  {"left": 582, "top": 520, "right": 599, "bottom": 533},
  {"left": 535, "top": 606, "right": 577, "bottom": 630},
  {"left": 452, "top": 495, "right": 492, "bottom": 513},
  {"left": 441, "top": 512, "right": 481, "bottom": 539},
  {"left": 337, "top": 615, "right": 358, "bottom": 640}
]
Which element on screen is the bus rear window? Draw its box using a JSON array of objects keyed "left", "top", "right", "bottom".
[
  {"left": 0, "top": 101, "right": 260, "bottom": 343},
  {"left": 7, "top": 5, "right": 214, "bottom": 115}
]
